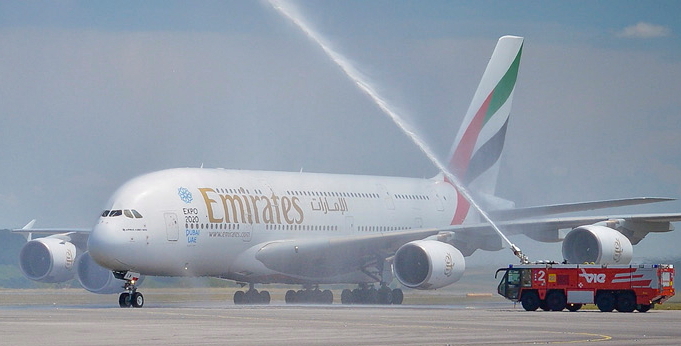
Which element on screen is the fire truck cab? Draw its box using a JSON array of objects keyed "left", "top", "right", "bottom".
[{"left": 496, "top": 263, "right": 674, "bottom": 312}]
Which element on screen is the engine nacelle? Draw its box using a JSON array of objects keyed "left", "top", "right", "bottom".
[
  {"left": 562, "top": 225, "right": 633, "bottom": 264},
  {"left": 19, "top": 237, "right": 77, "bottom": 283},
  {"left": 76, "top": 252, "right": 131, "bottom": 294},
  {"left": 393, "top": 240, "right": 465, "bottom": 290}
]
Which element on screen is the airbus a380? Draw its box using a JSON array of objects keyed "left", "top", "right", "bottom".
[{"left": 15, "top": 36, "right": 681, "bottom": 308}]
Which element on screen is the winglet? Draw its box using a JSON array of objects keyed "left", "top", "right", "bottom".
[{"left": 20, "top": 219, "right": 36, "bottom": 241}]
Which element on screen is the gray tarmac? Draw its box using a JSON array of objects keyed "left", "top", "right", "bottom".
[{"left": 1, "top": 290, "right": 680, "bottom": 346}]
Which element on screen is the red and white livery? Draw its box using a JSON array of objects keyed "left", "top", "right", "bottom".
[{"left": 497, "top": 263, "right": 675, "bottom": 312}]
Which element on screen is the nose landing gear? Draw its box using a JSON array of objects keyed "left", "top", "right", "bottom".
[{"left": 115, "top": 271, "right": 144, "bottom": 308}]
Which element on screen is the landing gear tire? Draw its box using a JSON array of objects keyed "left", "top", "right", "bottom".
[
  {"left": 391, "top": 288, "right": 403, "bottom": 305},
  {"left": 365, "top": 287, "right": 378, "bottom": 304},
  {"left": 234, "top": 288, "right": 271, "bottom": 305},
  {"left": 341, "top": 289, "right": 353, "bottom": 304},
  {"left": 284, "top": 288, "right": 334, "bottom": 304},
  {"left": 321, "top": 290, "right": 334, "bottom": 304},
  {"left": 119, "top": 293, "right": 131, "bottom": 308},
  {"left": 234, "top": 290, "right": 245, "bottom": 305},
  {"left": 377, "top": 286, "right": 393, "bottom": 305},
  {"left": 260, "top": 290, "right": 271, "bottom": 304},
  {"left": 132, "top": 292, "right": 144, "bottom": 308},
  {"left": 285, "top": 290, "right": 297, "bottom": 304},
  {"left": 340, "top": 285, "right": 403, "bottom": 305},
  {"left": 244, "top": 289, "right": 259, "bottom": 304}
]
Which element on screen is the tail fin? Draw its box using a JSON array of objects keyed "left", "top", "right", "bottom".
[{"left": 447, "top": 35, "right": 523, "bottom": 224}]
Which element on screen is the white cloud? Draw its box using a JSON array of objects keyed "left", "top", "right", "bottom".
[{"left": 617, "top": 22, "right": 671, "bottom": 38}]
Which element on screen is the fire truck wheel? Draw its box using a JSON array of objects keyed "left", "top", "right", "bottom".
[
  {"left": 637, "top": 304, "right": 652, "bottom": 313},
  {"left": 567, "top": 303, "right": 582, "bottom": 312},
  {"left": 596, "top": 292, "right": 616, "bottom": 312},
  {"left": 616, "top": 291, "right": 636, "bottom": 313},
  {"left": 545, "top": 290, "right": 566, "bottom": 311},
  {"left": 520, "top": 291, "right": 540, "bottom": 311}
]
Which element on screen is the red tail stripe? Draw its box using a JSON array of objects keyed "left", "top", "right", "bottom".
[
  {"left": 448, "top": 91, "right": 494, "bottom": 225},
  {"left": 449, "top": 91, "right": 494, "bottom": 176}
]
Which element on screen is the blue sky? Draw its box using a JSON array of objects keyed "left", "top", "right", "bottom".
[{"left": 1, "top": 1, "right": 680, "bottom": 263}]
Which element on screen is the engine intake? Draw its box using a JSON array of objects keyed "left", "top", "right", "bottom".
[
  {"left": 393, "top": 240, "right": 465, "bottom": 290},
  {"left": 77, "top": 252, "right": 130, "bottom": 294},
  {"left": 562, "top": 225, "right": 633, "bottom": 264},
  {"left": 19, "top": 237, "right": 77, "bottom": 283}
]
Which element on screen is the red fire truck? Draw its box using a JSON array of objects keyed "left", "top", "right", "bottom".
[{"left": 496, "top": 263, "right": 675, "bottom": 312}]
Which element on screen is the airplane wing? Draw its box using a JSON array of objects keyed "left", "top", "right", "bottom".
[
  {"left": 254, "top": 228, "right": 443, "bottom": 278},
  {"left": 11, "top": 220, "right": 91, "bottom": 248},
  {"left": 252, "top": 212, "right": 681, "bottom": 279},
  {"left": 488, "top": 197, "right": 675, "bottom": 220}
]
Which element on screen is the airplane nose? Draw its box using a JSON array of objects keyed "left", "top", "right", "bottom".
[{"left": 88, "top": 221, "right": 129, "bottom": 270}]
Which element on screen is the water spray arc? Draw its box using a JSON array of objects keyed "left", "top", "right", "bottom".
[{"left": 268, "top": 0, "right": 529, "bottom": 263}]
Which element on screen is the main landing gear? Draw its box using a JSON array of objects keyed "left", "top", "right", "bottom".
[
  {"left": 231, "top": 283, "right": 404, "bottom": 305},
  {"left": 233, "top": 283, "right": 271, "bottom": 305},
  {"left": 340, "top": 283, "right": 403, "bottom": 305},
  {"left": 115, "top": 271, "right": 143, "bottom": 308},
  {"left": 284, "top": 285, "right": 334, "bottom": 304}
]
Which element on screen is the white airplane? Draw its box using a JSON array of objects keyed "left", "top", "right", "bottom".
[{"left": 15, "top": 36, "right": 681, "bottom": 308}]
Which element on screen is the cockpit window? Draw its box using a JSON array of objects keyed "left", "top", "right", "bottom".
[{"left": 101, "top": 209, "right": 143, "bottom": 218}]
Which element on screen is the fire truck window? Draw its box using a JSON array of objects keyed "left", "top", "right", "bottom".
[
  {"left": 521, "top": 270, "right": 532, "bottom": 287},
  {"left": 507, "top": 270, "right": 521, "bottom": 285}
]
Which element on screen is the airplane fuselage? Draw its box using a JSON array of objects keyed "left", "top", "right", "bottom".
[{"left": 88, "top": 168, "right": 459, "bottom": 284}]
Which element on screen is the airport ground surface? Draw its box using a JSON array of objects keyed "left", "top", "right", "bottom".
[{"left": 1, "top": 288, "right": 680, "bottom": 345}]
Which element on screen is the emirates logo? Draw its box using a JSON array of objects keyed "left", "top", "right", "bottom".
[{"left": 444, "top": 252, "right": 454, "bottom": 277}]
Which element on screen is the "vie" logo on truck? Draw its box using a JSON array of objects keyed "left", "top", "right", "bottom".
[{"left": 579, "top": 268, "right": 606, "bottom": 283}]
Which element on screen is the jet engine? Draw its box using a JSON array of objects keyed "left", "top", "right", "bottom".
[
  {"left": 76, "top": 252, "right": 129, "bottom": 294},
  {"left": 19, "top": 237, "right": 77, "bottom": 283},
  {"left": 19, "top": 237, "right": 133, "bottom": 294},
  {"left": 393, "top": 240, "right": 465, "bottom": 290},
  {"left": 562, "top": 225, "right": 633, "bottom": 264}
]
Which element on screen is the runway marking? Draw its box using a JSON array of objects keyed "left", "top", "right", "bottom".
[
  {"left": 543, "top": 331, "right": 613, "bottom": 343},
  {"left": 131, "top": 307, "right": 614, "bottom": 344}
]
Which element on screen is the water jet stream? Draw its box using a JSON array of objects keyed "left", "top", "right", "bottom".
[{"left": 268, "top": 0, "right": 529, "bottom": 263}]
